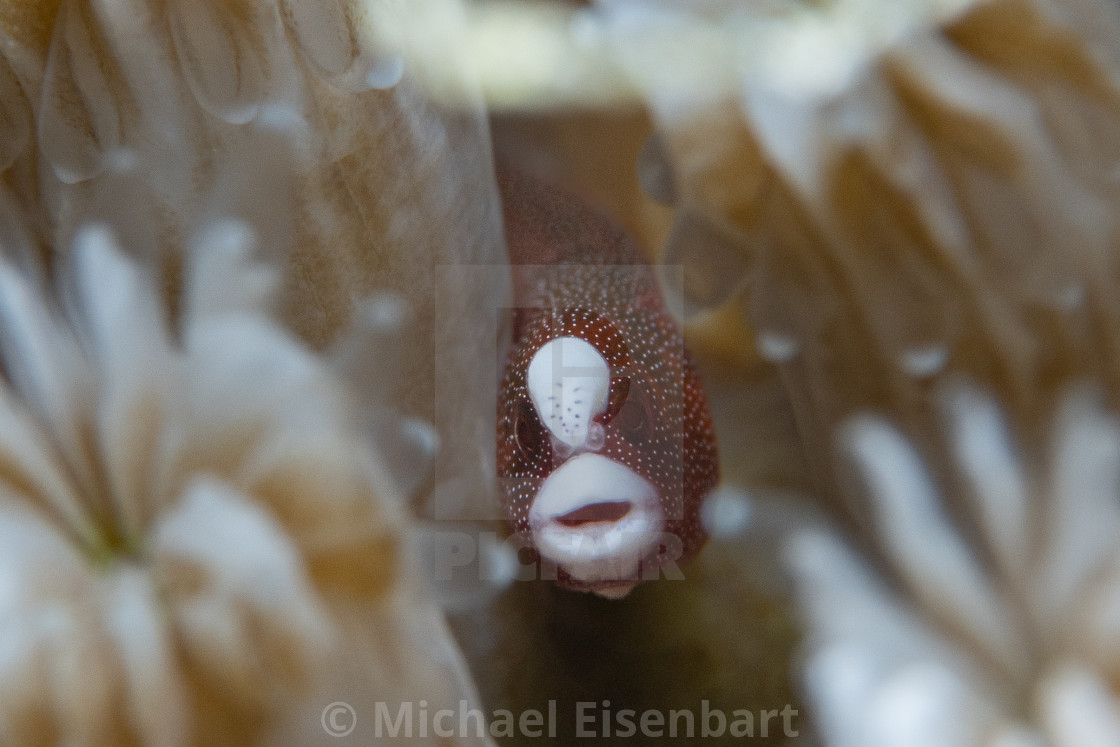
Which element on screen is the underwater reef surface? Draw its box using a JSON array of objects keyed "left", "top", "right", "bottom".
[{"left": 3, "top": 0, "right": 1120, "bottom": 745}]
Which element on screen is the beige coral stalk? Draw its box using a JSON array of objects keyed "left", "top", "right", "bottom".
[{"left": 0, "top": 222, "right": 486, "bottom": 745}]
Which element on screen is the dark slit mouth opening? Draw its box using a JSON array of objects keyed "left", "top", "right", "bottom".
[{"left": 554, "top": 501, "right": 633, "bottom": 527}]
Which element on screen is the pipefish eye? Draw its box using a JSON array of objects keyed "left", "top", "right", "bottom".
[
  {"left": 613, "top": 387, "right": 654, "bottom": 444},
  {"left": 604, "top": 376, "right": 631, "bottom": 422},
  {"left": 515, "top": 400, "right": 545, "bottom": 459}
]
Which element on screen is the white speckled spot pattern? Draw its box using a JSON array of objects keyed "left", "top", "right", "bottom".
[{"left": 496, "top": 168, "right": 719, "bottom": 596}]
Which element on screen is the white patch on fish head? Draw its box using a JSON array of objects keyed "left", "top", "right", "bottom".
[{"left": 526, "top": 336, "right": 610, "bottom": 450}]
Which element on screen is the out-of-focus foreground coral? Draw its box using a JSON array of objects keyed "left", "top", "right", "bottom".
[
  {"left": 0, "top": 220, "right": 486, "bottom": 745},
  {"left": 567, "top": 0, "right": 1120, "bottom": 745},
  {"left": 0, "top": 0, "right": 507, "bottom": 520},
  {"left": 589, "top": 2, "right": 1120, "bottom": 744},
  {"left": 0, "top": 0, "right": 498, "bottom": 744}
]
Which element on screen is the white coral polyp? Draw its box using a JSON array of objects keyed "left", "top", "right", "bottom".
[
  {"left": 788, "top": 385, "right": 1120, "bottom": 747},
  {"left": 0, "top": 223, "right": 403, "bottom": 744}
]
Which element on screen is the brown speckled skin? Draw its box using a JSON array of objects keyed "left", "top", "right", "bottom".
[{"left": 496, "top": 167, "right": 719, "bottom": 592}]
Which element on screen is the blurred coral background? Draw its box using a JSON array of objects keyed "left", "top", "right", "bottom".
[{"left": 2, "top": 0, "right": 1120, "bottom": 745}]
